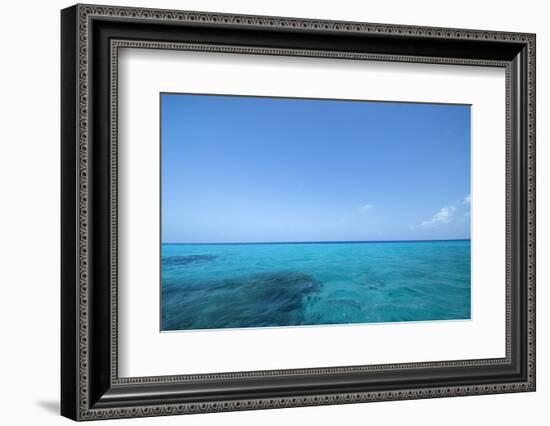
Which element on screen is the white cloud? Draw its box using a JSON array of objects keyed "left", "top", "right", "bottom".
[
  {"left": 420, "top": 206, "right": 456, "bottom": 227},
  {"left": 358, "top": 203, "right": 374, "bottom": 211},
  {"left": 463, "top": 194, "right": 471, "bottom": 204}
]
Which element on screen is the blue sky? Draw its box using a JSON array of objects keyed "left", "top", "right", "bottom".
[{"left": 161, "top": 93, "right": 471, "bottom": 243}]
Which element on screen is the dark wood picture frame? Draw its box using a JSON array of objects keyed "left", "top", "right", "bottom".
[{"left": 61, "top": 3, "right": 536, "bottom": 421}]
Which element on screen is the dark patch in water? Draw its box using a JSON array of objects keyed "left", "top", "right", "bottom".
[
  {"left": 162, "top": 271, "right": 319, "bottom": 330},
  {"left": 162, "top": 255, "right": 218, "bottom": 267}
]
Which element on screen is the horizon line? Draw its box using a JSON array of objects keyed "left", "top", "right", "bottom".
[{"left": 162, "top": 238, "right": 471, "bottom": 246}]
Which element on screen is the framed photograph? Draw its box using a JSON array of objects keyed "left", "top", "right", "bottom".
[{"left": 61, "top": 4, "right": 536, "bottom": 421}]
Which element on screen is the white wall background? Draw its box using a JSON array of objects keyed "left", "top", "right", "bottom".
[{"left": 0, "top": 0, "right": 546, "bottom": 424}]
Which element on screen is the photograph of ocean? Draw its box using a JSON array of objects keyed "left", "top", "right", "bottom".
[{"left": 160, "top": 93, "right": 471, "bottom": 331}]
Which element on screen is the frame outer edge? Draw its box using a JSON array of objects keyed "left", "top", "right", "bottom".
[
  {"left": 527, "top": 34, "right": 536, "bottom": 390},
  {"left": 77, "top": 2, "right": 91, "bottom": 420},
  {"left": 61, "top": 4, "right": 80, "bottom": 422}
]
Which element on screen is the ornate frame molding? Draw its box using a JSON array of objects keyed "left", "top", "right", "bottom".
[{"left": 61, "top": 4, "right": 535, "bottom": 421}]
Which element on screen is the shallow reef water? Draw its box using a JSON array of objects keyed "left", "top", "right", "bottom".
[{"left": 161, "top": 240, "right": 471, "bottom": 331}]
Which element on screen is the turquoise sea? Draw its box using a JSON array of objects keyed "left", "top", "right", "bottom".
[{"left": 161, "top": 240, "right": 471, "bottom": 331}]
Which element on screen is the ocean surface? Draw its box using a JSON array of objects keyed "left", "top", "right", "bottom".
[{"left": 161, "top": 240, "right": 471, "bottom": 331}]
